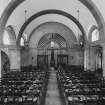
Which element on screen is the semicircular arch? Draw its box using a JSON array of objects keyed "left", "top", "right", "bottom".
[
  {"left": 17, "top": 9, "right": 86, "bottom": 46},
  {"left": 29, "top": 22, "right": 77, "bottom": 48},
  {"left": 37, "top": 33, "right": 68, "bottom": 48}
]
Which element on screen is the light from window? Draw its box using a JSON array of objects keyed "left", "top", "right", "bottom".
[
  {"left": 51, "top": 41, "right": 55, "bottom": 48},
  {"left": 20, "top": 37, "right": 24, "bottom": 46},
  {"left": 92, "top": 29, "right": 99, "bottom": 42},
  {"left": 3, "top": 30, "right": 10, "bottom": 45}
]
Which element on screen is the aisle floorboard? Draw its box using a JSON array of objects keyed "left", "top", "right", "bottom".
[{"left": 45, "top": 69, "right": 62, "bottom": 105}]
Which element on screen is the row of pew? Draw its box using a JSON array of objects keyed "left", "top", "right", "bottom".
[
  {"left": 0, "top": 69, "right": 49, "bottom": 105},
  {"left": 57, "top": 67, "right": 105, "bottom": 105}
]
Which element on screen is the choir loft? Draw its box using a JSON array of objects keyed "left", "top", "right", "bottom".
[{"left": 0, "top": 0, "right": 105, "bottom": 105}]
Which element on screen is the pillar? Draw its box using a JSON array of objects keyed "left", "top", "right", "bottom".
[
  {"left": 102, "top": 45, "right": 105, "bottom": 76},
  {"left": 84, "top": 48, "right": 89, "bottom": 71},
  {"left": 0, "top": 48, "right": 1, "bottom": 78},
  {"left": 7, "top": 45, "right": 21, "bottom": 71}
]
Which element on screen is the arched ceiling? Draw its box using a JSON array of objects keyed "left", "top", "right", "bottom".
[
  {"left": 20, "top": 14, "right": 82, "bottom": 41},
  {"left": 0, "top": 0, "right": 105, "bottom": 19},
  {"left": 17, "top": 9, "right": 86, "bottom": 45},
  {"left": 0, "top": 0, "right": 105, "bottom": 44},
  {"left": 29, "top": 22, "right": 77, "bottom": 48},
  {"left": 0, "top": 0, "right": 98, "bottom": 37}
]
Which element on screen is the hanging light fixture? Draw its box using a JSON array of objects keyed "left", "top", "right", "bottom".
[{"left": 24, "top": 9, "right": 29, "bottom": 47}]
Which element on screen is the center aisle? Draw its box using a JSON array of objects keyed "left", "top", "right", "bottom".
[{"left": 45, "top": 68, "right": 62, "bottom": 105}]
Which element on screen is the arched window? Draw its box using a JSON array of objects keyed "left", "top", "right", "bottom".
[
  {"left": 3, "top": 30, "right": 10, "bottom": 45},
  {"left": 92, "top": 29, "right": 99, "bottom": 42},
  {"left": 20, "top": 37, "right": 25, "bottom": 46},
  {"left": 88, "top": 25, "right": 99, "bottom": 42},
  {"left": 51, "top": 41, "right": 55, "bottom": 48},
  {"left": 3, "top": 25, "right": 17, "bottom": 45},
  {"left": 50, "top": 41, "right": 59, "bottom": 48}
]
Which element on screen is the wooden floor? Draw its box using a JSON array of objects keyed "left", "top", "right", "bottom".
[{"left": 45, "top": 68, "right": 62, "bottom": 105}]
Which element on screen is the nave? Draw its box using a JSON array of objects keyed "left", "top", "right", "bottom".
[
  {"left": 0, "top": 65, "right": 105, "bottom": 105},
  {"left": 1, "top": 1, "right": 105, "bottom": 105}
]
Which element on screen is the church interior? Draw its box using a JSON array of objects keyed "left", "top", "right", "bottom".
[{"left": 0, "top": 0, "right": 105, "bottom": 105}]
